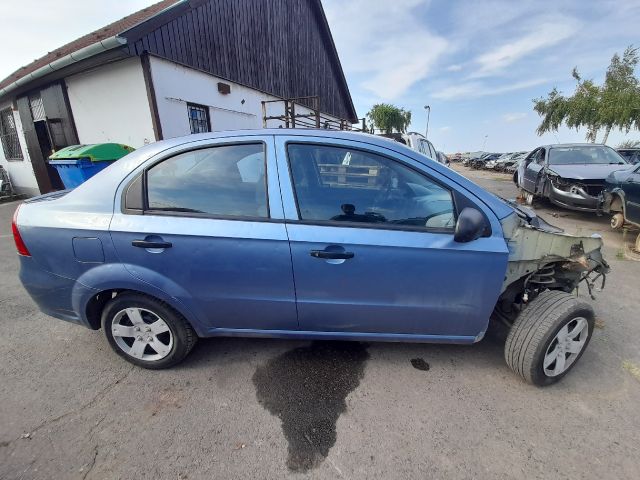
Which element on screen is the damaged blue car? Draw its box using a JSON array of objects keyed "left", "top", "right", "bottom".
[{"left": 13, "top": 130, "right": 608, "bottom": 385}]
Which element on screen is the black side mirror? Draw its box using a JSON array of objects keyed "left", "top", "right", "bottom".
[{"left": 454, "top": 208, "right": 487, "bottom": 243}]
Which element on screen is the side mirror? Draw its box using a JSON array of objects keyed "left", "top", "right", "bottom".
[{"left": 454, "top": 208, "right": 487, "bottom": 243}]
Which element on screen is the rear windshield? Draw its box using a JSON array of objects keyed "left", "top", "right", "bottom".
[{"left": 548, "top": 146, "right": 628, "bottom": 165}]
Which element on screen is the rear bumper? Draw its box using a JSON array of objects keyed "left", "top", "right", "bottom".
[
  {"left": 19, "top": 256, "right": 92, "bottom": 327},
  {"left": 548, "top": 183, "right": 599, "bottom": 212}
]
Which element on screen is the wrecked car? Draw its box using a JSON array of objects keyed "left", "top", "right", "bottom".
[
  {"left": 13, "top": 130, "right": 608, "bottom": 386},
  {"left": 516, "top": 144, "right": 629, "bottom": 211},
  {"left": 599, "top": 162, "right": 640, "bottom": 231}
]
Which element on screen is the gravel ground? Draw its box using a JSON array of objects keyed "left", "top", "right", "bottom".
[{"left": 1, "top": 165, "right": 639, "bottom": 480}]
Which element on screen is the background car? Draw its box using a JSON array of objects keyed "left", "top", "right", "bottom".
[
  {"left": 617, "top": 148, "right": 640, "bottom": 164},
  {"left": 13, "top": 130, "right": 608, "bottom": 385},
  {"left": 516, "top": 143, "right": 629, "bottom": 211},
  {"left": 600, "top": 163, "right": 640, "bottom": 230}
]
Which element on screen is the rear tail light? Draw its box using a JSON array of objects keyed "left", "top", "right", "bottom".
[{"left": 12, "top": 205, "right": 31, "bottom": 257}]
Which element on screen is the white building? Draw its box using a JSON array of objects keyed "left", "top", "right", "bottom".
[{"left": 0, "top": 0, "right": 357, "bottom": 196}]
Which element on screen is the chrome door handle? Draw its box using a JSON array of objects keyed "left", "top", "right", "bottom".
[
  {"left": 132, "top": 240, "right": 172, "bottom": 249},
  {"left": 310, "top": 250, "right": 354, "bottom": 260}
]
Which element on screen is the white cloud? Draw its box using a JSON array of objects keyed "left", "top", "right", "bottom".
[
  {"left": 433, "top": 78, "right": 549, "bottom": 100},
  {"left": 472, "top": 18, "right": 579, "bottom": 77},
  {"left": 502, "top": 112, "right": 527, "bottom": 123},
  {"left": 446, "top": 64, "right": 463, "bottom": 72},
  {"left": 324, "top": 0, "right": 448, "bottom": 100}
]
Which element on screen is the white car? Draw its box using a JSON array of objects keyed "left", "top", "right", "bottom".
[{"left": 402, "top": 132, "right": 449, "bottom": 167}]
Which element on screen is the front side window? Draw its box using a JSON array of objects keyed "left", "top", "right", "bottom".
[
  {"left": 187, "top": 103, "right": 211, "bottom": 134},
  {"left": 0, "top": 108, "right": 23, "bottom": 160},
  {"left": 146, "top": 143, "right": 268, "bottom": 218},
  {"left": 288, "top": 143, "right": 455, "bottom": 230}
]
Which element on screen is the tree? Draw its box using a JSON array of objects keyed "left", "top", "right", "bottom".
[
  {"left": 366, "top": 104, "right": 412, "bottom": 134},
  {"left": 533, "top": 46, "right": 640, "bottom": 144}
]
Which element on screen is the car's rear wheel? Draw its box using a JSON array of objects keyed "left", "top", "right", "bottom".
[
  {"left": 504, "top": 290, "right": 594, "bottom": 386},
  {"left": 101, "top": 293, "right": 197, "bottom": 369},
  {"left": 610, "top": 212, "right": 624, "bottom": 230}
]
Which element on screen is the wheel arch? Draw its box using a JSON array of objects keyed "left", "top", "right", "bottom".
[
  {"left": 73, "top": 263, "right": 206, "bottom": 335},
  {"left": 83, "top": 288, "right": 203, "bottom": 336}
]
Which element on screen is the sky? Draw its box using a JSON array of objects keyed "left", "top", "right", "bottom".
[
  {"left": 322, "top": 0, "right": 640, "bottom": 152},
  {"left": 0, "top": 0, "right": 638, "bottom": 153}
]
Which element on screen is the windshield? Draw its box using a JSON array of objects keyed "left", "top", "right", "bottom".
[{"left": 548, "top": 146, "right": 628, "bottom": 165}]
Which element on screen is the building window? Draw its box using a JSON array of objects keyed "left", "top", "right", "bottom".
[
  {"left": 0, "top": 108, "right": 23, "bottom": 160},
  {"left": 187, "top": 103, "right": 211, "bottom": 134}
]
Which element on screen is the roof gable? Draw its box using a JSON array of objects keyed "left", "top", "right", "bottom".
[{"left": 121, "top": 0, "right": 357, "bottom": 121}]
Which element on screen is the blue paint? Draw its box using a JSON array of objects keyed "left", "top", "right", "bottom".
[{"left": 16, "top": 130, "right": 515, "bottom": 344}]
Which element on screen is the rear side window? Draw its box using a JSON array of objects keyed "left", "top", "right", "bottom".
[
  {"left": 146, "top": 143, "right": 268, "bottom": 218},
  {"left": 287, "top": 143, "right": 455, "bottom": 230}
]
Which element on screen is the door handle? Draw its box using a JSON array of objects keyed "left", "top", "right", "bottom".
[
  {"left": 132, "top": 240, "right": 172, "bottom": 249},
  {"left": 310, "top": 250, "right": 354, "bottom": 260}
]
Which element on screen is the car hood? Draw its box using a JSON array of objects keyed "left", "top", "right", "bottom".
[{"left": 547, "top": 163, "right": 629, "bottom": 180}]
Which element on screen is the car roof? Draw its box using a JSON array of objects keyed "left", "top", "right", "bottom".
[{"left": 538, "top": 143, "right": 611, "bottom": 150}]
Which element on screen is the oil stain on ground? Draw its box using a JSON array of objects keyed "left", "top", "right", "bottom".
[
  {"left": 410, "top": 357, "right": 430, "bottom": 371},
  {"left": 252, "top": 341, "right": 369, "bottom": 472}
]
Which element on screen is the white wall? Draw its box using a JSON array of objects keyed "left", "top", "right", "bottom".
[
  {"left": 66, "top": 57, "right": 156, "bottom": 148},
  {"left": 149, "top": 56, "right": 343, "bottom": 138},
  {"left": 0, "top": 102, "right": 40, "bottom": 196}
]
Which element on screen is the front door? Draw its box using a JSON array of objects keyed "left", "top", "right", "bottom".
[
  {"left": 276, "top": 138, "right": 508, "bottom": 339},
  {"left": 625, "top": 167, "right": 640, "bottom": 224},
  {"left": 110, "top": 137, "right": 297, "bottom": 332},
  {"left": 523, "top": 148, "right": 545, "bottom": 193}
]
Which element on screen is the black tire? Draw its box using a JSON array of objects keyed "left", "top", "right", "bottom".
[
  {"left": 101, "top": 293, "right": 197, "bottom": 369},
  {"left": 504, "top": 290, "right": 594, "bottom": 386}
]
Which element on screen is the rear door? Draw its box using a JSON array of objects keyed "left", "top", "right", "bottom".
[
  {"left": 275, "top": 136, "right": 508, "bottom": 339},
  {"left": 110, "top": 136, "right": 297, "bottom": 332}
]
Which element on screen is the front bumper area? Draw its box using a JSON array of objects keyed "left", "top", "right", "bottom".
[{"left": 548, "top": 182, "right": 600, "bottom": 212}]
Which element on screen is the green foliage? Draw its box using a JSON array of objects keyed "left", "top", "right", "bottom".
[
  {"left": 366, "top": 103, "right": 412, "bottom": 134},
  {"left": 533, "top": 46, "right": 640, "bottom": 143}
]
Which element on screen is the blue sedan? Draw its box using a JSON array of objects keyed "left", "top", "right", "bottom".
[{"left": 12, "top": 130, "right": 609, "bottom": 385}]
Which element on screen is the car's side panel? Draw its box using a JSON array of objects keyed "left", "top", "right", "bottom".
[{"left": 274, "top": 135, "right": 509, "bottom": 338}]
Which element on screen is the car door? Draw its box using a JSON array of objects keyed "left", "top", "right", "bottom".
[
  {"left": 110, "top": 136, "right": 297, "bottom": 332},
  {"left": 275, "top": 136, "right": 508, "bottom": 340},
  {"left": 625, "top": 166, "right": 640, "bottom": 224},
  {"left": 523, "top": 149, "right": 545, "bottom": 192}
]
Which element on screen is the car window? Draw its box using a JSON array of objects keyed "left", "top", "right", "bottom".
[
  {"left": 146, "top": 143, "right": 268, "bottom": 217},
  {"left": 549, "top": 146, "right": 628, "bottom": 165},
  {"left": 427, "top": 141, "right": 437, "bottom": 158},
  {"left": 287, "top": 143, "right": 455, "bottom": 230}
]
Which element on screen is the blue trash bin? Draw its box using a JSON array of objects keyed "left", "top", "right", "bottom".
[{"left": 49, "top": 158, "right": 115, "bottom": 189}]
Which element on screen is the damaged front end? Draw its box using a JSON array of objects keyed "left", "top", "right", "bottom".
[{"left": 494, "top": 203, "right": 610, "bottom": 324}]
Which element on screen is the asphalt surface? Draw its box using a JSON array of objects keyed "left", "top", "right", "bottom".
[{"left": 1, "top": 166, "right": 639, "bottom": 479}]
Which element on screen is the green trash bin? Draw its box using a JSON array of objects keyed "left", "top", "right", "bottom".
[{"left": 49, "top": 143, "right": 135, "bottom": 189}]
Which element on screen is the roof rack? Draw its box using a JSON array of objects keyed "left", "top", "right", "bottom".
[{"left": 261, "top": 96, "right": 367, "bottom": 132}]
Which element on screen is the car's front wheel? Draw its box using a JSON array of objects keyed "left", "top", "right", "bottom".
[
  {"left": 504, "top": 290, "right": 594, "bottom": 386},
  {"left": 101, "top": 293, "right": 197, "bottom": 369}
]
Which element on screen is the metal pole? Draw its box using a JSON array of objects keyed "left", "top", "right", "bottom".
[
  {"left": 482, "top": 135, "right": 488, "bottom": 150},
  {"left": 424, "top": 105, "right": 431, "bottom": 139}
]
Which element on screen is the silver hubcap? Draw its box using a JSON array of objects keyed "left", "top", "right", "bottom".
[
  {"left": 111, "top": 308, "right": 173, "bottom": 361},
  {"left": 543, "top": 317, "right": 589, "bottom": 377}
]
